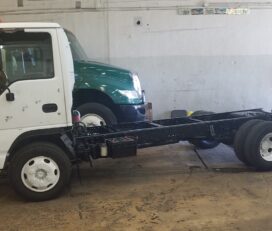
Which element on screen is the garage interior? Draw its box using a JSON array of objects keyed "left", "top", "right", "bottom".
[{"left": 1, "top": 0, "right": 272, "bottom": 230}]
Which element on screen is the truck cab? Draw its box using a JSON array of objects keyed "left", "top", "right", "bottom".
[
  {"left": 65, "top": 30, "right": 146, "bottom": 126},
  {"left": 0, "top": 23, "right": 75, "bottom": 201}
]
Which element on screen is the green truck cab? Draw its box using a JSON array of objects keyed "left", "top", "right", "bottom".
[{"left": 66, "top": 31, "right": 146, "bottom": 126}]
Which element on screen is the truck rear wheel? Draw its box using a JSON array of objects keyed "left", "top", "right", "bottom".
[
  {"left": 233, "top": 119, "right": 262, "bottom": 165},
  {"left": 77, "top": 103, "right": 117, "bottom": 127},
  {"left": 244, "top": 121, "right": 272, "bottom": 171},
  {"left": 9, "top": 142, "right": 71, "bottom": 201}
]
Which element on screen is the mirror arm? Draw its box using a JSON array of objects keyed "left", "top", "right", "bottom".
[{"left": 6, "top": 86, "right": 11, "bottom": 93}]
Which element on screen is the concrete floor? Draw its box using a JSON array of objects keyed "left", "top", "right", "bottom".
[{"left": 0, "top": 143, "right": 272, "bottom": 231}]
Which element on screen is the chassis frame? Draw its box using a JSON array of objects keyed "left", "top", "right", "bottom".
[{"left": 74, "top": 109, "right": 272, "bottom": 159}]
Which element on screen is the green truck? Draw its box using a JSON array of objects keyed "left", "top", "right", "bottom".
[{"left": 66, "top": 31, "right": 146, "bottom": 126}]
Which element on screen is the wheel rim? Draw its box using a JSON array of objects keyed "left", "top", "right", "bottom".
[
  {"left": 81, "top": 114, "right": 106, "bottom": 127},
  {"left": 260, "top": 133, "right": 272, "bottom": 161},
  {"left": 21, "top": 156, "right": 60, "bottom": 193}
]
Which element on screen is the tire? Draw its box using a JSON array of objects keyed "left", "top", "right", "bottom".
[
  {"left": 190, "top": 139, "right": 220, "bottom": 150},
  {"left": 189, "top": 111, "right": 220, "bottom": 149},
  {"left": 77, "top": 103, "right": 117, "bottom": 127},
  {"left": 9, "top": 142, "right": 71, "bottom": 201},
  {"left": 233, "top": 119, "right": 263, "bottom": 165},
  {"left": 244, "top": 121, "right": 272, "bottom": 171}
]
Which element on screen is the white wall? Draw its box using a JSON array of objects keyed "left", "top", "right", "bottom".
[{"left": 2, "top": 0, "right": 272, "bottom": 119}]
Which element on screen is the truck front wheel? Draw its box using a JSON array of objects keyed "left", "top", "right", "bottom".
[
  {"left": 9, "top": 142, "right": 71, "bottom": 201},
  {"left": 77, "top": 103, "right": 117, "bottom": 126}
]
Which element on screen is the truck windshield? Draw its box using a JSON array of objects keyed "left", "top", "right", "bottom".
[{"left": 65, "top": 30, "right": 88, "bottom": 61}]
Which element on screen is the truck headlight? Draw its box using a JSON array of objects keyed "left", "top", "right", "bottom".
[
  {"left": 132, "top": 73, "right": 142, "bottom": 97},
  {"left": 118, "top": 90, "right": 140, "bottom": 99}
]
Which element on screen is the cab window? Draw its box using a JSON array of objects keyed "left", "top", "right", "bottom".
[{"left": 0, "top": 31, "right": 54, "bottom": 93}]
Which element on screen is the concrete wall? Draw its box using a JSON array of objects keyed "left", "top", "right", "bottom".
[{"left": 1, "top": 0, "right": 272, "bottom": 119}]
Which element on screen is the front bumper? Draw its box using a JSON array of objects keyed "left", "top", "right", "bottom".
[{"left": 119, "top": 104, "right": 146, "bottom": 123}]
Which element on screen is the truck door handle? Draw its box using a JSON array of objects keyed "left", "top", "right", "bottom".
[{"left": 42, "top": 104, "right": 58, "bottom": 113}]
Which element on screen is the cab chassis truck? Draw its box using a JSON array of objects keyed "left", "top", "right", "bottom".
[{"left": 1, "top": 23, "right": 272, "bottom": 201}]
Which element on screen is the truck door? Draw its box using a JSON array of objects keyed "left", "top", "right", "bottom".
[{"left": 0, "top": 29, "right": 68, "bottom": 168}]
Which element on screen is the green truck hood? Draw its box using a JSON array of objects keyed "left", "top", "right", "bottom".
[{"left": 73, "top": 60, "right": 143, "bottom": 105}]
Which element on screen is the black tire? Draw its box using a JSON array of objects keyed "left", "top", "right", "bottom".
[
  {"left": 9, "top": 142, "right": 71, "bottom": 201},
  {"left": 77, "top": 103, "right": 117, "bottom": 126},
  {"left": 190, "top": 139, "right": 220, "bottom": 150},
  {"left": 189, "top": 111, "right": 220, "bottom": 149},
  {"left": 233, "top": 119, "right": 263, "bottom": 165},
  {"left": 244, "top": 121, "right": 272, "bottom": 171}
]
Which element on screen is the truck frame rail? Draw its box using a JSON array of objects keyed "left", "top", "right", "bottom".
[{"left": 74, "top": 109, "right": 272, "bottom": 160}]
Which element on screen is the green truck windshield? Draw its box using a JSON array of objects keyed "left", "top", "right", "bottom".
[{"left": 65, "top": 30, "right": 88, "bottom": 61}]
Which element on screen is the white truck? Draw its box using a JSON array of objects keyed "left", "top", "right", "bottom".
[
  {"left": 0, "top": 23, "right": 75, "bottom": 201},
  {"left": 1, "top": 22, "right": 272, "bottom": 202}
]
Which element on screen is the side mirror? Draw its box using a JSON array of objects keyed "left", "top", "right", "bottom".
[
  {"left": 6, "top": 91, "right": 14, "bottom": 101},
  {"left": 0, "top": 70, "right": 14, "bottom": 101}
]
